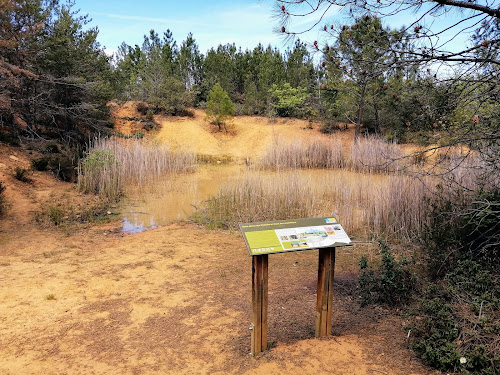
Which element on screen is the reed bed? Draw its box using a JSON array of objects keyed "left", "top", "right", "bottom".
[
  {"left": 258, "top": 135, "right": 406, "bottom": 173},
  {"left": 195, "top": 173, "right": 325, "bottom": 228},
  {"left": 78, "top": 137, "right": 196, "bottom": 200},
  {"left": 196, "top": 169, "right": 432, "bottom": 242},
  {"left": 348, "top": 136, "right": 403, "bottom": 173},
  {"left": 258, "top": 137, "right": 344, "bottom": 170}
]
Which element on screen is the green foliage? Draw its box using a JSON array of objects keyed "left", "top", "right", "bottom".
[
  {"left": 132, "top": 131, "right": 145, "bottom": 139},
  {"left": 422, "top": 187, "right": 500, "bottom": 278},
  {"left": 269, "top": 83, "right": 311, "bottom": 118},
  {"left": 205, "top": 84, "right": 234, "bottom": 131},
  {"left": 45, "top": 144, "right": 60, "bottom": 154},
  {"left": 410, "top": 289, "right": 461, "bottom": 372},
  {"left": 0, "top": 0, "right": 113, "bottom": 170},
  {"left": 409, "top": 268, "right": 500, "bottom": 374},
  {"left": 47, "top": 205, "right": 65, "bottom": 226},
  {"left": 31, "top": 158, "right": 49, "bottom": 171},
  {"left": 357, "top": 240, "right": 417, "bottom": 306},
  {"left": 411, "top": 186, "right": 500, "bottom": 374}
]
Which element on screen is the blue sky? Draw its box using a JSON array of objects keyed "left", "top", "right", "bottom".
[
  {"left": 75, "top": 0, "right": 477, "bottom": 58},
  {"left": 76, "top": 0, "right": 302, "bottom": 55}
]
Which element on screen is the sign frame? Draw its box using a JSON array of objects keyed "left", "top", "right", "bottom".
[
  {"left": 240, "top": 217, "right": 352, "bottom": 256},
  {"left": 241, "top": 217, "right": 352, "bottom": 355}
]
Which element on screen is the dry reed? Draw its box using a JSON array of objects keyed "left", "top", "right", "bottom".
[
  {"left": 195, "top": 173, "right": 324, "bottom": 229},
  {"left": 258, "top": 135, "right": 406, "bottom": 173},
  {"left": 196, "top": 169, "right": 432, "bottom": 242},
  {"left": 348, "top": 136, "right": 403, "bottom": 173},
  {"left": 258, "top": 137, "right": 344, "bottom": 170},
  {"left": 78, "top": 137, "right": 196, "bottom": 200}
]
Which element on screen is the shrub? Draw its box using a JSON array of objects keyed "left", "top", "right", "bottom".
[
  {"left": 268, "top": 83, "right": 310, "bottom": 118},
  {"left": 410, "top": 291, "right": 461, "bottom": 372},
  {"left": 357, "top": 240, "right": 417, "bottom": 306},
  {"left": 411, "top": 199, "right": 500, "bottom": 375},
  {"left": 47, "top": 205, "right": 65, "bottom": 225},
  {"left": 422, "top": 186, "right": 500, "bottom": 278},
  {"left": 132, "top": 131, "right": 145, "bottom": 139},
  {"left": 145, "top": 108, "right": 154, "bottom": 121},
  {"left": 45, "top": 144, "right": 60, "bottom": 154},
  {"left": 136, "top": 101, "right": 149, "bottom": 115},
  {"left": 143, "top": 122, "right": 156, "bottom": 131},
  {"left": 14, "top": 167, "right": 30, "bottom": 183},
  {"left": 31, "top": 158, "right": 49, "bottom": 171}
]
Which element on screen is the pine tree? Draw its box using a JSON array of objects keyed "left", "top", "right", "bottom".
[{"left": 205, "top": 83, "right": 234, "bottom": 131}]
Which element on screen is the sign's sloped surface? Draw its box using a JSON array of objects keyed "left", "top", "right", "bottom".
[{"left": 240, "top": 217, "right": 351, "bottom": 256}]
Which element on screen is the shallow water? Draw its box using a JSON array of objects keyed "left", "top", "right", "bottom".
[
  {"left": 120, "top": 165, "right": 238, "bottom": 233},
  {"left": 119, "top": 164, "right": 390, "bottom": 234},
  {"left": 120, "top": 165, "right": 328, "bottom": 233}
]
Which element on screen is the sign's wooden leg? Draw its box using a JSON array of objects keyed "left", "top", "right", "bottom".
[
  {"left": 251, "top": 254, "right": 268, "bottom": 354},
  {"left": 315, "top": 247, "right": 335, "bottom": 338}
]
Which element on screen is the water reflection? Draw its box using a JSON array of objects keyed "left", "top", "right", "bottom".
[
  {"left": 122, "top": 212, "right": 158, "bottom": 234},
  {"left": 119, "top": 164, "right": 388, "bottom": 234},
  {"left": 120, "top": 165, "right": 244, "bottom": 233}
]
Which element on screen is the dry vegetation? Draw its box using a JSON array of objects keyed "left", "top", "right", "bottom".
[{"left": 78, "top": 137, "right": 196, "bottom": 200}]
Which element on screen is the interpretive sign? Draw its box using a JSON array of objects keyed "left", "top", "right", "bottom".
[{"left": 239, "top": 217, "right": 351, "bottom": 256}]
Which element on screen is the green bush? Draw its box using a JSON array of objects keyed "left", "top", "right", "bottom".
[
  {"left": 132, "top": 131, "right": 145, "bottom": 139},
  {"left": 358, "top": 240, "right": 417, "bottom": 306},
  {"left": 45, "top": 144, "right": 60, "bottom": 154},
  {"left": 143, "top": 122, "right": 156, "bottom": 131},
  {"left": 407, "top": 258, "right": 500, "bottom": 374},
  {"left": 422, "top": 187, "right": 500, "bottom": 278},
  {"left": 409, "top": 287, "right": 461, "bottom": 372},
  {"left": 268, "top": 83, "right": 311, "bottom": 118},
  {"left": 48, "top": 206, "right": 65, "bottom": 226},
  {"left": 31, "top": 158, "right": 49, "bottom": 171}
]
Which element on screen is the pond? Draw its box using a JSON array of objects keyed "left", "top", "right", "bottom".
[{"left": 119, "top": 165, "right": 359, "bottom": 233}]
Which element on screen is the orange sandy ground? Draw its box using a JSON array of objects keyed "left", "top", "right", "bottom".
[{"left": 0, "top": 105, "right": 441, "bottom": 375}]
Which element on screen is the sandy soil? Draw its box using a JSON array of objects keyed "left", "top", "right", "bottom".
[
  {"left": 0, "top": 105, "right": 441, "bottom": 375},
  {"left": 153, "top": 109, "right": 346, "bottom": 161}
]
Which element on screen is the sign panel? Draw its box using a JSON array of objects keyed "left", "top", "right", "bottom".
[{"left": 240, "top": 217, "right": 351, "bottom": 256}]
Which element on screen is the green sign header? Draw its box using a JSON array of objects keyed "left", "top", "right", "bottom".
[{"left": 239, "top": 217, "right": 351, "bottom": 256}]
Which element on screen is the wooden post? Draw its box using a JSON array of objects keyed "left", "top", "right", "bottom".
[
  {"left": 251, "top": 254, "right": 268, "bottom": 354},
  {"left": 315, "top": 247, "right": 336, "bottom": 338}
]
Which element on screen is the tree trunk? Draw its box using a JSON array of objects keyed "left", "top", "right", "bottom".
[{"left": 355, "top": 82, "right": 367, "bottom": 143}]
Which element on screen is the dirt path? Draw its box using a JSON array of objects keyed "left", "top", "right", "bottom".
[
  {"left": 0, "top": 106, "right": 441, "bottom": 374},
  {"left": 0, "top": 222, "right": 438, "bottom": 375}
]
